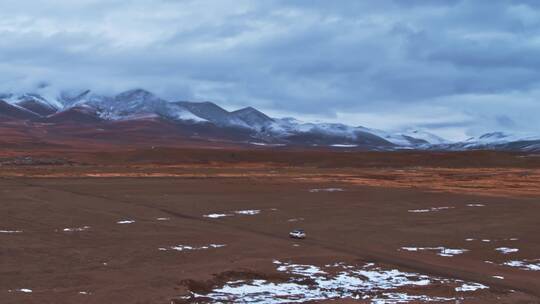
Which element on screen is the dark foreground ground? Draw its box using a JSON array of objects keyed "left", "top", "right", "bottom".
[{"left": 1, "top": 150, "right": 540, "bottom": 303}]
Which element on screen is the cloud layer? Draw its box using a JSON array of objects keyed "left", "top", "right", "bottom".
[{"left": 1, "top": 0, "right": 539, "bottom": 140}]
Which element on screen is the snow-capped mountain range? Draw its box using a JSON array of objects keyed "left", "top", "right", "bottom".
[
  {"left": 434, "top": 132, "right": 540, "bottom": 152},
  {"left": 0, "top": 89, "right": 538, "bottom": 151}
]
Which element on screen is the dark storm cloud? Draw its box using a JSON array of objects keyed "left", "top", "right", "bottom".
[{"left": 0, "top": 0, "right": 539, "bottom": 140}]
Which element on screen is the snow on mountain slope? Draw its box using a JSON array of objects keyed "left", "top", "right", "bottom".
[
  {"left": 1, "top": 93, "right": 60, "bottom": 115},
  {"left": 1, "top": 88, "right": 538, "bottom": 151},
  {"left": 57, "top": 89, "right": 206, "bottom": 122},
  {"left": 264, "top": 118, "right": 394, "bottom": 147},
  {"left": 464, "top": 132, "right": 540, "bottom": 146},
  {"left": 46, "top": 105, "right": 102, "bottom": 123},
  {"left": 16, "top": 99, "right": 57, "bottom": 116},
  {"left": 463, "top": 132, "right": 540, "bottom": 152},
  {"left": 100, "top": 89, "right": 168, "bottom": 120},
  {"left": 230, "top": 107, "right": 274, "bottom": 131},
  {"left": 266, "top": 119, "right": 445, "bottom": 147},
  {"left": 402, "top": 129, "right": 448, "bottom": 145},
  {"left": 431, "top": 132, "right": 540, "bottom": 152},
  {"left": 0, "top": 99, "right": 42, "bottom": 120},
  {"left": 268, "top": 118, "right": 355, "bottom": 137},
  {"left": 174, "top": 101, "right": 248, "bottom": 127},
  {"left": 165, "top": 103, "right": 208, "bottom": 122},
  {"left": 363, "top": 128, "right": 448, "bottom": 147},
  {"left": 0, "top": 90, "right": 454, "bottom": 147}
]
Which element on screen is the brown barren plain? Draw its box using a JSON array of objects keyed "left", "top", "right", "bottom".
[{"left": 1, "top": 147, "right": 540, "bottom": 303}]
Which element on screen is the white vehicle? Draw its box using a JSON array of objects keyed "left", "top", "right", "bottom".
[{"left": 289, "top": 229, "right": 306, "bottom": 239}]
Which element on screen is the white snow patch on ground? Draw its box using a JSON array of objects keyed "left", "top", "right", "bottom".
[
  {"left": 63, "top": 226, "right": 91, "bottom": 232},
  {"left": 234, "top": 210, "right": 260, "bottom": 215},
  {"left": 79, "top": 291, "right": 91, "bottom": 295},
  {"left": 408, "top": 209, "right": 430, "bottom": 213},
  {"left": 467, "top": 203, "right": 485, "bottom": 207},
  {"left": 493, "top": 276, "right": 504, "bottom": 279},
  {"left": 156, "top": 217, "right": 170, "bottom": 221},
  {"left": 401, "top": 246, "right": 468, "bottom": 257},
  {"left": 496, "top": 247, "right": 519, "bottom": 254},
  {"left": 431, "top": 206, "right": 454, "bottom": 211},
  {"left": 17, "top": 289, "right": 33, "bottom": 293},
  {"left": 159, "top": 244, "right": 226, "bottom": 252},
  {"left": 116, "top": 220, "right": 135, "bottom": 224},
  {"left": 0, "top": 230, "right": 22, "bottom": 233},
  {"left": 467, "top": 238, "right": 518, "bottom": 242},
  {"left": 189, "top": 261, "right": 487, "bottom": 303},
  {"left": 408, "top": 206, "right": 454, "bottom": 213},
  {"left": 203, "top": 213, "right": 232, "bottom": 218},
  {"left": 309, "top": 188, "right": 344, "bottom": 193},
  {"left": 204, "top": 210, "right": 261, "bottom": 218},
  {"left": 455, "top": 283, "right": 489, "bottom": 292},
  {"left": 503, "top": 259, "right": 540, "bottom": 271},
  {"left": 288, "top": 217, "right": 304, "bottom": 222}
]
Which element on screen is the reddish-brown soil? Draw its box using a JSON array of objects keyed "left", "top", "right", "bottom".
[{"left": 1, "top": 149, "right": 539, "bottom": 303}]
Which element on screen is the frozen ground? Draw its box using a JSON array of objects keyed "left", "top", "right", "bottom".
[{"left": 187, "top": 260, "right": 488, "bottom": 303}]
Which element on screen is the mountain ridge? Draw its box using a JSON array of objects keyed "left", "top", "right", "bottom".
[{"left": 0, "top": 89, "right": 538, "bottom": 152}]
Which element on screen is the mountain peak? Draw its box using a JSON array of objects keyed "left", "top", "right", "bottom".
[
  {"left": 1, "top": 92, "right": 61, "bottom": 113},
  {"left": 115, "top": 89, "right": 157, "bottom": 101},
  {"left": 174, "top": 101, "right": 232, "bottom": 124},
  {"left": 234, "top": 106, "right": 257, "bottom": 112},
  {"left": 176, "top": 100, "right": 223, "bottom": 108},
  {"left": 231, "top": 106, "right": 274, "bottom": 128},
  {"left": 0, "top": 99, "right": 42, "bottom": 120},
  {"left": 59, "top": 89, "right": 91, "bottom": 105}
]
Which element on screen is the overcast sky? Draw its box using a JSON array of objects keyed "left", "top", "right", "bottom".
[{"left": 1, "top": 0, "right": 539, "bottom": 140}]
